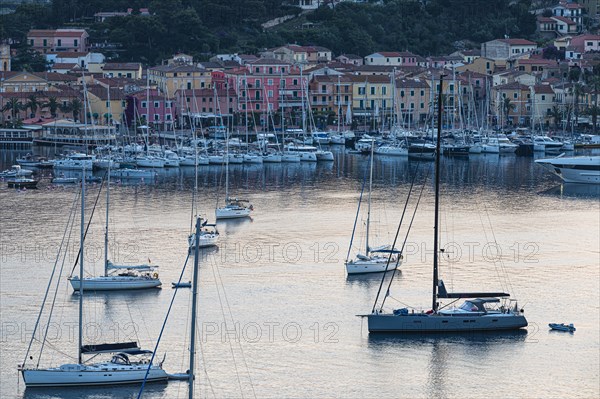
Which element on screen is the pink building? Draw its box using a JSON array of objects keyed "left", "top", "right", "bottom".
[
  {"left": 125, "top": 89, "right": 174, "bottom": 129},
  {"left": 27, "top": 29, "right": 89, "bottom": 54},
  {"left": 173, "top": 88, "right": 238, "bottom": 121}
]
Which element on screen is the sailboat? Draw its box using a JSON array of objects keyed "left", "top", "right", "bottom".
[
  {"left": 364, "top": 75, "right": 528, "bottom": 332},
  {"left": 20, "top": 171, "right": 168, "bottom": 387},
  {"left": 68, "top": 164, "right": 162, "bottom": 291},
  {"left": 346, "top": 141, "right": 403, "bottom": 275},
  {"left": 215, "top": 131, "right": 253, "bottom": 219}
]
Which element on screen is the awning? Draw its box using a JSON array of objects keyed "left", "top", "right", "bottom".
[{"left": 81, "top": 341, "right": 139, "bottom": 354}]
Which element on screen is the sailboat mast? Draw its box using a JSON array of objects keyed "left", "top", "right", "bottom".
[
  {"left": 78, "top": 166, "right": 86, "bottom": 364},
  {"left": 432, "top": 74, "right": 445, "bottom": 312},
  {"left": 225, "top": 130, "right": 229, "bottom": 202},
  {"left": 188, "top": 217, "right": 201, "bottom": 399},
  {"left": 366, "top": 140, "right": 374, "bottom": 255},
  {"left": 104, "top": 159, "right": 110, "bottom": 275}
]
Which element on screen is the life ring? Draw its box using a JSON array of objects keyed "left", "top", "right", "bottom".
[{"left": 153, "top": 272, "right": 159, "bottom": 279}]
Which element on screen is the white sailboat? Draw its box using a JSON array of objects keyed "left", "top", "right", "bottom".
[
  {"left": 20, "top": 172, "right": 168, "bottom": 387},
  {"left": 69, "top": 165, "right": 162, "bottom": 291},
  {"left": 346, "top": 142, "right": 403, "bottom": 275},
  {"left": 364, "top": 75, "right": 528, "bottom": 333},
  {"left": 216, "top": 132, "right": 253, "bottom": 219}
]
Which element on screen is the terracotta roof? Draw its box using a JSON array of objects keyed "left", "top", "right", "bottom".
[
  {"left": 533, "top": 84, "right": 555, "bottom": 94},
  {"left": 103, "top": 62, "right": 141, "bottom": 71},
  {"left": 494, "top": 82, "right": 530, "bottom": 90},
  {"left": 51, "top": 63, "right": 77, "bottom": 70},
  {"left": 395, "top": 78, "right": 430, "bottom": 89},
  {"left": 553, "top": 16, "right": 576, "bottom": 25},
  {"left": 149, "top": 65, "right": 206, "bottom": 73},
  {"left": 249, "top": 58, "right": 292, "bottom": 66},
  {"left": 349, "top": 75, "right": 392, "bottom": 83},
  {"left": 338, "top": 54, "right": 361, "bottom": 60},
  {"left": 87, "top": 86, "right": 127, "bottom": 100},
  {"left": 372, "top": 52, "right": 403, "bottom": 57},
  {"left": 498, "top": 39, "right": 537, "bottom": 46}
]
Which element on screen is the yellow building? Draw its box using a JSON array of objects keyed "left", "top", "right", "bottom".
[
  {"left": 0, "top": 72, "right": 48, "bottom": 92},
  {"left": 491, "top": 82, "right": 531, "bottom": 126},
  {"left": 147, "top": 65, "right": 212, "bottom": 97},
  {"left": 86, "top": 86, "right": 127, "bottom": 125},
  {"left": 102, "top": 62, "right": 143, "bottom": 79},
  {"left": 351, "top": 74, "right": 394, "bottom": 121}
]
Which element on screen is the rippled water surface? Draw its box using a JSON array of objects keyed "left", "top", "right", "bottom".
[{"left": 1, "top": 147, "right": 599, "bottom": 399}]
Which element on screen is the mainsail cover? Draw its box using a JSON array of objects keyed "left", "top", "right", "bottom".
[
  {"left": 81, "top": 341, "right": 139, "bottom": 354},
  {"left": 437, "top": 280, "right": 509, "bottom": 299}
]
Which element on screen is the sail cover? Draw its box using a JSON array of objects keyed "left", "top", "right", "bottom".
[
  {"left": 81, "top": 341, "right": 139, "bottom": 354},
  {"left": 437, "top": 280, "right": 509, "bottom": 299}
]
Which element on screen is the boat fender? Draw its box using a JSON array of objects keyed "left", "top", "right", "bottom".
[{"left": 153, "top": 272, "right": 159, "bottom": 279}]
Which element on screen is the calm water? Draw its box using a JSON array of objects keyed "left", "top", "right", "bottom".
[{"left": 0, "top": 147, "right": 599, "bottom": 399}]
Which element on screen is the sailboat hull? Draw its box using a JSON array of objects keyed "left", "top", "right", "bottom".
[
  {"left": 346, "top": 259, "right": 401, "bottom": 275},
  {"left": 216, "top": 207, "right": 251, "bottom": 219},
  {"left": 69, "top": 276, "right": 162, "bottom": 291},
  {"left": 366, "top": 313, "right": 528, "bottom": 332},
  {"left": 22, "top": 366, "right": 168, "bottom": 387}
]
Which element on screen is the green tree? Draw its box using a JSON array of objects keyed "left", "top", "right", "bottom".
[
  {"left": 502, "top": 97, "right": 515, "bottom": 126},
  {"left": 1, "top": 97, "right": 24, "bottom": 126},
  {"left": 26, "top": 94, "right": 40, "bottom": 118},
  {"left": 44, "top": 96, "right": 60, "bottom": 118},
  {"left": 550, "top": 104, "right": 562, "bottom": 130}
]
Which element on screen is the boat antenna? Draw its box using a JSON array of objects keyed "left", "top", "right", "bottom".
[{"left": 432, "top": 74, "right": 445, "bottom": 312}]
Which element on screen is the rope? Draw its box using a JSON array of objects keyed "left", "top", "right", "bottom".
[
  {"left": 23, "top": 189, "right": 79, "bottom": 368},
  {"left": 380, "top": 164, "right": 431, "bottom": 311},
  {"left": 211, "top": 256, "right": 257, "bottom": 399},
  {"left": 69, "top": 174, "right": 106, "bottom": 277},
  {"left": 345, "top": 154, "right": 370, "bottom": 264},
  {"left": 137, "top": 251, "right": 191, "bottom": 399},
  {"left": 371, "top": 150, "right": 426, "bottom": 313}
]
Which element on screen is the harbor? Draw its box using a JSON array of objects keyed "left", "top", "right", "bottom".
[{"left": 0, "top": 141, "right": 598, "bottom": 398}]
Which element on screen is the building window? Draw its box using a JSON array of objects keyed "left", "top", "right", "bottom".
[
  {"left": 420, "top": 102, "right": 424, "bottom": 109},
  {"left": 269, "top": 67, "right": 273, "bottom": 74},
  {"left": 154, "top": 114, "right": 159, "bottom": 121},
  {"left": 410, "top": 90, "right": 414, "bottom": 96},
  {"left": 541, "top": 95, "right": 546, "bottom": 101},
  {"left": 255, "top": 103, "right": 260, "bottom": 110},
  {"left": 141, "top": 101, "right": 147, "bottom": 108},
  {"left": 154, "top": 101, "right": 159, "bottom": 108},
  {"left": 43, "top": 39, "right": 47, "bottom": 47},
  {"left": 255, "top": 67, "right": 259, "bottom": 73},
  {"left": 370, "top": 87, "right": 375, "bottom": 95},
  {"left": 57, "top": 39, "right": 62, "bottom": 47},
  {"left": 513, "top": 93, "right": 517, "bottom": 99},
  {"left": 74, "top": 39, "right": 78, "bottom": 46},
  {"left": 255, "top": 79, "right": 260, "bottom": 88},
  {"left": 268, "top": 79, "right": 273, "bottom": 85},
  {"left": 382, "top": 87, "right": 387, "bottom": 95},
  {"left": 293, "top": 79, "right": 298, "bottom": 86},
  {"left": 106, "top": 101, "right": 110, "bottom": 107},
  {"left": 268, "top": 90, "right": 273, "bottom": 97},
  {"left": 166, "top": 114, "right": 172, "bottom": 121}
]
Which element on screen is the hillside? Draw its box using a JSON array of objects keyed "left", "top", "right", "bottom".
[{"left": 1, "top": 0, "right": 537, "bottom": 67}]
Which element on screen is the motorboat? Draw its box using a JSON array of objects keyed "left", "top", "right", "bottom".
[
  {"left": 533, "top": 136, "right": 564, "bottom": 153},
  {"left": 53, "top": 153, "right": 96, "bottom": 170},
  {"left": 535, "top": 155, "right": 600, "bottom": 184},
  {"left": 16, "top": 154, "right": 53, "bottom": 168},
  {"left": 0, "top": 165, "right": 33, "bottom": 178},
  {"left": 375, "top": 143, "right": 408, "bottom": 156},
  {"left": 549, "top": 323, "right": 576, "bottom": 332}
]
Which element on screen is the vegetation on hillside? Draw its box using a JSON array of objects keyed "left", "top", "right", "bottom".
[{"left": 1, "top": 0, "right": 537, "bottom": 66}]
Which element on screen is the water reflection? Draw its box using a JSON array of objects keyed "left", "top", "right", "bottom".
[
  {"left": 23, "top": 380, "right": 168, "bottom": 399},
  {"left": 539, "top": 183, "right": 600, "bottom": 199}
]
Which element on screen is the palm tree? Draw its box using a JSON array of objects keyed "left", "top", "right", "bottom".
[
  {"left": 26, "top": 94, "right": 40, "bottom": 118},
  {"left": 44, "top": 96, "right": 60, "bottom": 118},
  {"left": 70, "top": 98, "right": 82, "bottom": 121},
  {"left": 1, "top": 97, "right": 24, "bottom": 126},
  {"left": 502, "top": 97, "right": 515, "bottom": 127},
  {"left": 585, "top": 105, "right": 600, "bottom": 134}
]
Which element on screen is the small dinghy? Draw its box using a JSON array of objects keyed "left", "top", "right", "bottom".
[
  {"left": 549, "top": 323, "right": 576, "bottom": 332},
  {"left": 172, "top": 281, "right": 192, "bottom": 289}
]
